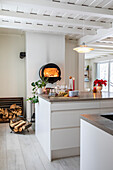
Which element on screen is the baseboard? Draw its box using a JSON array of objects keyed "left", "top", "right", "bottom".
[{"left": 51, "top": 147, "right": 80, "bottom": 160}]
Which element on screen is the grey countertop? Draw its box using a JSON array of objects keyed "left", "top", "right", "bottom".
[
  {"left": 38, "top": 92, "right": 113, "bottom": 102},
  {"left": 81, "top": 113, "right": 113, "bottom": 136}
]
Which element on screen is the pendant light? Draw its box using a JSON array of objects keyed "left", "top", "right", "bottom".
[
  {"left": 73, "top": 17, "right": 94, "bottom": 53},
  {"left": 73, "top": 42, "right": 94, "bottom": 53}
]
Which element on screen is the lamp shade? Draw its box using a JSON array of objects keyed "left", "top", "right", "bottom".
[{"left": 73, "top": 43, "right": 94, "bottom": 53}]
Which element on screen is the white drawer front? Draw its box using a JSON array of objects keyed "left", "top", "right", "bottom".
[
  {"left": 100, "top": 108, "right": 113, "bottom": 114},
  {"left": 51, "top": 109, "right": 101, "bottom": 129},
  {"left": 52, "top": 110, "right": 80, "bottom": 129},
  {"left": 100, "top": 100, "right": 113, "bottom": 108},
  {"left": 51, "top": 101, "right": 100, "bottom": 111},
  {"left": 51, "top": 128, "right": 80, "bottom": 150}
]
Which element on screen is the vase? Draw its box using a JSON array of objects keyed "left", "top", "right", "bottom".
[
  {"left": 96, "top": 86, "right": 102, "bottom": 93},
  {"left": 37, "top": 88, "right": 43, "bottom": 94}
]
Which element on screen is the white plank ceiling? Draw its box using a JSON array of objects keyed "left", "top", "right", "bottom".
[
  {"left": 1, "top": 0, "right": 113, "bottom": 58},
  {"left": 0, "top": 0, "right": 113, "bottom": 39}
]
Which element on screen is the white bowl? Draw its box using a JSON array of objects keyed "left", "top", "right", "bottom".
[{"left": 69, "top": 90, "right": 79, "bottom": 97}]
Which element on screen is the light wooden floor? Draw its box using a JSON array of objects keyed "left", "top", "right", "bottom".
[{"left": 0, "top": 123, "right": 80, "bottom": 170}]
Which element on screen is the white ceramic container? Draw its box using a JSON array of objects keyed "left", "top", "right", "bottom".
[{"left": 69, "top": 90, "right": 79, "bottom": 97}]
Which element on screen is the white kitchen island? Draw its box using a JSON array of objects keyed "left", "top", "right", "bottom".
[
  {"left": 80, "top": 113, "right": 113, "bottom": 170},
  {"left": 35, "top": 92, "right": 113, "bottom": 161}
]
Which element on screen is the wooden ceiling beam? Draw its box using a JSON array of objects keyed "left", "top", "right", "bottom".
[
  {"left": 0, "top": 20, "right": 96, "bottom": 35},
  {"left": 2, "top": 0, "right": 113, "bottom": 19},
  {"left": 0, "top": 10, "right": 111, "bottom": 30},
  {"left": 79, "top": 23, "right": 113, "bottom": 45}
]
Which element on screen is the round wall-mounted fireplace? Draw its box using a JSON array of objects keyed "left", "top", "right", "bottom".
[{"left": 39, "top": 63, "right": 61, "bottom": 84}]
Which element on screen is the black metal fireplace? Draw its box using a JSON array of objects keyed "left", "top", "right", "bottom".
[{"left": 39, "top": 63, "right": 61, "bottom": 83}]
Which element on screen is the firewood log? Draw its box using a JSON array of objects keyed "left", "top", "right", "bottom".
[
  {"left": 13, "top": 115, "right": 16, "bottom": 119},
  {"left": 9, "top": 115, "right": 12, "bottom": 119},
  {"left": 10, "top": 104, "right": 17, "bottom": 110},
  {"left": 18, "top": 127, "right": 23, "bottom": 132},
  {"left": 21, "top": 123, "right": 27, "bottom": 130},
  {"left": 12, "top": 111, "right": 17, "bottom": 114},
  {"left": 5, "top": 108, "right": 8, "bottom": 118},
  {"left": 16, "top": 106, "right": 22, "bottom": 109},
  {"left": 22, "top": 122, "right": 32, "bottom": 130},
  {"left": 9, "top": 112, "right": 13, "bottom": 116},
  {"left": 14, "top": 128, "right": 18, "bottom": 133},
  {"left": 10, "top": 120, "right": 23, "bottom": 128},
  {"left": 11, "top": 117, "right": 22, "bottom": 123},
  {"left": 14, "top": 121, "right": 26, "bottom": 130},
  {"left": 1, "top": 109, "right": 5, "bottom": 115},
  {"left": 10, "top": 120, "right": 13, "bottom": 124},
  {"left": 17, "top": 110, "right": 22, "bottom": 116}
]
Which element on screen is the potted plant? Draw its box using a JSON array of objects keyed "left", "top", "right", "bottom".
[
  {"left": 27, "top": 77, "right": 48, "bottom": 103},
  {"left": 26, "top": 77, "right": 48, "bottom": 131},
  {"left": 93, "top": 79, "right": 107, "bottom": 93}
]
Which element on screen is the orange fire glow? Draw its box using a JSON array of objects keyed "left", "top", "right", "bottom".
[{"left": 44, "top": 68, "right": 59, "bottom": 77}]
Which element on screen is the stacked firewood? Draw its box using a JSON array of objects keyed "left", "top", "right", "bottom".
[
  {"left": 0, "top": 108, "right": 11, "bottom": 119},
  {"left": 10, "top": 117, "right": 32, "bottom": 133},
  {"left": 10, "top": 104, "right": 22, "bottom": 118},
  {"left": 0, "top": 104, "right": 22, "bottom": 121}
]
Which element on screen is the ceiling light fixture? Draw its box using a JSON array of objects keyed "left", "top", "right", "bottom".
[
  {"left": 73, "top": 42, "right": 94, "bottom": 53},
  {"left": 73, "top": 17, "right": 94, "bottom": 53}
]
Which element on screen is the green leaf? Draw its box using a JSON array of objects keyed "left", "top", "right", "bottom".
[
  {"left": 35, "top": 81, "right": 39, "bottom": 86},
  {"left": 32, "top": 87, "right": 36, "bottom": 91},
  {"left": 38, "top": 80, "right": 41, "bottom": 83},
  {"left": 38, "top": 84, "right": 42, "bottom": 88},
  {"left": 31, "top": 82, "right": 35, "bottom": 86},
  {"left": 33, "top": 99, "right": 39, "bottom": 103},
  {"left": 32, "top": 96, "right": 39, "bottom": 103},
  {"left": 29, "top": 97, "right": 33, "bottom": 100}
]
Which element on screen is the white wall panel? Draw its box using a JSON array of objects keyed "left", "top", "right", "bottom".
[
  {"left": 26, "top": 32, "right": 65, "bottom": 119},
  {"left": 0, "top": 34, "right": 25, "bottom": 98}
]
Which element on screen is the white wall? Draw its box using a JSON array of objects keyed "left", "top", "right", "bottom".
[
  {"left": 0, "top": 34, "right": 25, "bottom": 98},
  {"left": 65, "top": 40, "right": 78, "bottom": 89},
  {"left": 26, "top": 32, "right": 65, "bottom": 119},
  {"left": 65, "top": 40, "right": 85, "bottom": 91},
  {"left": 78, "top": 53, "right": 85, "bottom": 91}
]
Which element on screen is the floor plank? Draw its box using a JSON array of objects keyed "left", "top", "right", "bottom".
[
  {"left": 6, "top": 127, "right": 26, "bottom": 170},
  {"left": 0, "top": 123, "right": 6, "bottom": 136},
  {"left": 30, "top": 132, "right": 80, "bottom": 170},
  {"left": 0, "top": 124, "right": 7, "bottom": 170},
  {"left": 0, "top": 124, "right": 80, "bottom": 170},
  {"left": 59, "top": 157, "right": 80, "bottom": 170},
  {"left": 7, "top": 149, "right": 26, "bottom": 170},
  {"left": 18, "top": 133, "right": 45, "bottom": 170},
  {"left": 30, "top": 134, "right": 64, "bottom": 170}
]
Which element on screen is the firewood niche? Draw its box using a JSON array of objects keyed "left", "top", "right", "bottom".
[
  {"left": 0, "top": 104, "right": 22, "bottom": 122},
  {"left": 0, "top": 97, "right": 23, "bottom": 123}
]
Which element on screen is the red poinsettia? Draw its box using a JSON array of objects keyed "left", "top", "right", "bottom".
[{"left": 94, "top": 79, "right": 107, "bottom": 86}]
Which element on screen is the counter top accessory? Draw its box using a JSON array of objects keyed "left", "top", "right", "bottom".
[{"left": 69, "top": 90, "right": 79, "bottom": 97}]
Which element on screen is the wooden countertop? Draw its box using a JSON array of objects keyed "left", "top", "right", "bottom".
[
  {"left": 38, "top": 92, "right": 113, "bottom": 102},
  {"left": 81, "top": 113, "right": 113, "bottom": 136}
]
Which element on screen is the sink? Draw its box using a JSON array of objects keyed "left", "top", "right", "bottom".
[{"left": 101, "top": 114, "right": 113, "bottom": 121}]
